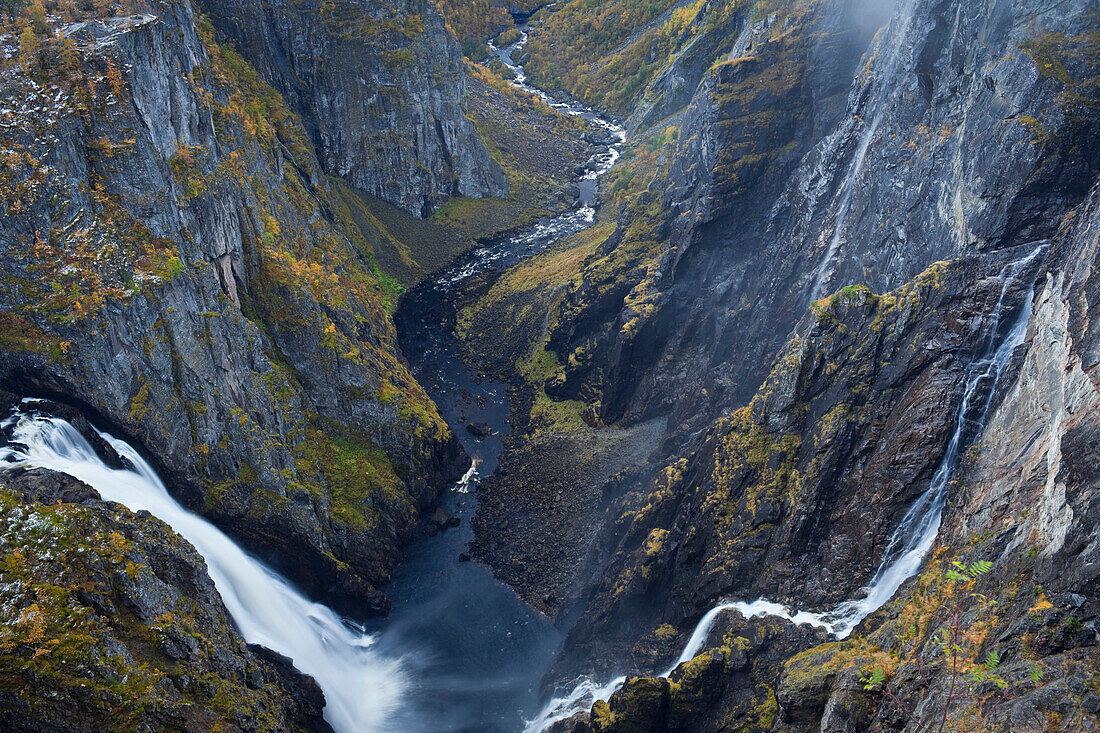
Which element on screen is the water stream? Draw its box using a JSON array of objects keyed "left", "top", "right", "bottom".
[
  {"left": 377, "top": 27, "right": 625, "bottom": 732},
  {"left": 0, "top": 25, "right": 625, "bottom": 733},
  {"left": 0, "top": 406, "right": 405, "bottom": 733},
  {"left": 807, "top": 0, "right": 919, "bottom": 303},
  {"left": 0, "top": 7, "right": 1026, "bottom": 731}
]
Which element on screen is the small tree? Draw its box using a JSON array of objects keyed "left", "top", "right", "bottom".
[
  {"left": 24, "top": 0, "right": 47, "bottom": 33},
  {"left": 19, "top": 26, "right": 39, "bottom": 72},
  {"left": 59, "top": 36, "right": 81, "bottom": 76},
  {"left": 861, "top": 559, "right": 1036, "bottom": 732},
  {"left": 106, "top": 57, "right": 125, "bottom": 97}
]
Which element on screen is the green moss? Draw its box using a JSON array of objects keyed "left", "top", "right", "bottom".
[
  {"left": 295, "top": 426, "right": 408, "bottom": 531},
  {"left": 654, "top": 623, "right": 678, "bottom": 641},
  {"left": 203, "top": 462, "right": 259, "bottom": 512},
  {"left": 164, "top": 256, "right": 185, "bottom": 280},
  {"left": 0, "top": 312, "right": 71, "bottom": 361},
  {"left": 127, "top": 379, "right": 152, "bottom": 424}
]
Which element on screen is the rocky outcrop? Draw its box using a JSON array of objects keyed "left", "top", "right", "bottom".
[
  {"left": 0, "top": 467, "right": 331, "bottom": 732},
  {"left": 0, "top": 0, "right": 462, "bottom": 616},
  {"left": 549, "top": 250, "right": 1045, "bottom": 682},
  {"left": 569, "top": 613, "right": 825, "bottom": 733},
  {"left": 199, "top": 0, "right": 506, "bottom": 217}
]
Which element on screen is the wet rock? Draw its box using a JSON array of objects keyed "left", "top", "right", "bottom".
[
  {"left": 584, "top": 130, "right": 616, "bottom": 146},
  {"left": 8, "top": 468, "right": 100, "bottom": 506},
  {"left": 428, "top": 507, "right": 461, "bottom": 532},
  {"left": 571, "top": 612, "right": 823, "bottom": 732},
  {"left": 466, "top": 421, "right": 493, "bottom": 438}
]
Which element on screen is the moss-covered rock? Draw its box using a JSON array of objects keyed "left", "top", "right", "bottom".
[{"left": 0, "top": 468, "right": 330, "bottom": 732}]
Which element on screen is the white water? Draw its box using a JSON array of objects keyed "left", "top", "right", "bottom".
[
  {"left": 529, "top": 244, "right": 1046, "bottom": 731},
  {"left": 0, "top": 407, "right": 405, "bottom": 733},
  {"left": 443, "top": 30, "right": 627, "bottom": 287},
  {"left": 807, "top": 0, "right": 919, "bottom": 303}
]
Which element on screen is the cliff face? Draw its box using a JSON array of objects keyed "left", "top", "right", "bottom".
[
  {"left": 551, "top": 251, "right": 1041, "bottom": 678},
  {"left": 553, "top": 172, "right": 1100, "bottom": 733},
  {"left": 461, "top": 0, "right": 1100, "bottom": 728},
  {"left": 625, "top": 182, "right": 1100, "bottom": 733},
  {"left": 0, "top": 465, "right": 330, "bottom": 732},
  {"left": 200, "top": 0, "right": 507, "bottom": 217},
  {"left": 0, "top": 0, "right": 462, "bottom": 615},
  {"left": 543, "top": 0, "right": 1100, "bottom": 440}
]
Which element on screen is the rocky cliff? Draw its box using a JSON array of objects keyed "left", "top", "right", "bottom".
[
  {"left": 542, "top": 0, "right": 1100, "bottom": 440},
  {"left": 0, "top": 0, "right": 465, "bottom": 616},
  {"left": 200, "top": 0, "right": 507, "bottom": 217},
  {"left": 567, "top": 180, "right": 1100, "bottom": 733},
  {"left": 456, "top": 0, "right": 1100, "bottom": 729}
]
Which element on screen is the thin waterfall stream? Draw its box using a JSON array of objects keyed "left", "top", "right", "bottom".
[
  {"left": 807, "top": 0, "right": 919, "bottom": 303},
  {"left": 528, "top": 243, "right": 1048, "bottom": 731}
]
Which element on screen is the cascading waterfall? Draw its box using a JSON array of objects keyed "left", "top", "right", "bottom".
[
  {"left": 807, "top": 0, "right": 919, "bottom": 303},
  {"left": 0, "top": 406, "right": 405, "bottom": 733},
  {"left": 528, "top": 244, "right": 1046, "bottom": 732}
]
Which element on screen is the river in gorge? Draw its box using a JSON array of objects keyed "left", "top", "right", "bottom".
[
  {"left": 377, "top": 26, "right": 625, "bottom": 732},
  {"left": 0, "top": 25, "right": 624, "bottom": 733}
]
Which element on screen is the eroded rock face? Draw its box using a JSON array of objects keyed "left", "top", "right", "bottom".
[
  {"left": 0, "top": 0, "right": 462, "bottom": 615},
  {"left": 561, "top": 612, "right": 825, "bottom": 733},
  {"left": 200, "top": 0, "right": 506, "bottom": 217},
  {"left": 546, "top": 0, "right": 1099, "bottom": 443},
  {"left": 517, "top": 0, "right": 1100, "bottom": 714},
  {"left": 0, "top": 468, "right": 331, "bottom": 732},
  {"left": 766, "top": 186, "right": 1100, "bottom": 728},
  {"left": 550, "top": 178, "right": 1100, "bottom": 733},
  {"left": 550, "top": 251, "right": 1045, "bottom": 682}
]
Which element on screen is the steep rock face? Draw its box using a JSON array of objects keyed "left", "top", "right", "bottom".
[
  {"left": 551, "top": 251, "right": 1044, "bottom": 680},
  {"left": 0, "top": 467, "right": 330, "bottom": 732},
  {"left": 546, "top": 0, "right": 1100, "bottom": 440},
  {"left": 569, "top": 613, "right": 825, "bottom": 733},
  {"left": 556, "top": 175, "right": 1100, "bottom": 733},
  {"left": 765, "top": 190, "right": 1100, "bottom": 731},
  {"left": 0, "top": 0, "right": 461, "bottom": 615},
  {"left": 200, "top": 0, "right": 507, "bottom": 217}
]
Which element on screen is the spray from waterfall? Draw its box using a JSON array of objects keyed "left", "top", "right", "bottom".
[
  {"left": 0, "top": 406, "right": 405, "bottom": 733},
  {"left": 527, "top": 244, "right": 1046, "bottom": 731}
]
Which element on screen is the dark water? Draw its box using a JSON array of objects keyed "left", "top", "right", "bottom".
[{"left": 373, "top": 30, "right": 626, "bottom": 733}]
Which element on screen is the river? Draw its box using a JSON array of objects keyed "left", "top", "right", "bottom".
[
  {"left": 378, "top": 27, "right": 625, "bottom": 732},
  {"left": 0, "top": 25, "right": 625, "bottom": 733}
]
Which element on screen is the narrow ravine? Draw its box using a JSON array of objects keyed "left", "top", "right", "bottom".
[
  {"left": 379, "top": 26, "right": 626, "bottom": 733},
  {"left": 0, "top": 25, "right": 627, "bottom": 733}
]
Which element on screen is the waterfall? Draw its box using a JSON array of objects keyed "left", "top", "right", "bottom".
[
  {"left": 807, "top": 0, "right": 919, "bottom": 303},
  {"left": 527, "top": 243, "right": 1046, "bottom": 731},
  {"left": 756, "top": 243, "right": 1047, "bottom": 638},
  {"left": 0, "top": 406, "right": 405, "bottom": 733}
]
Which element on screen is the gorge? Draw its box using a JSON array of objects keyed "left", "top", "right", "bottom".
[{"left": 1, "top": 0, "right": 1099, "bottom": 731}]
